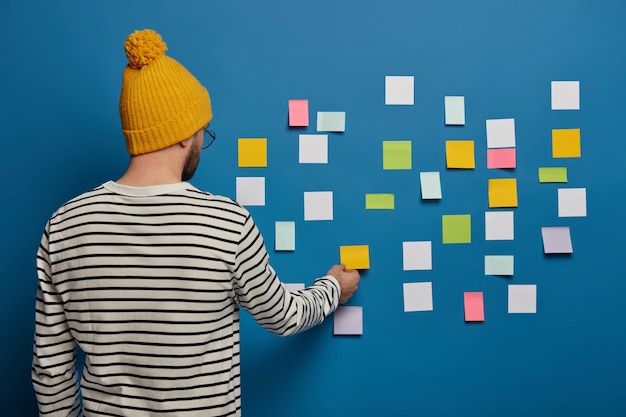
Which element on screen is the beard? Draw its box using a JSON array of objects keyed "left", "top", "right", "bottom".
[{"left": 181, "top": 141, "right": 201, "bottom": 181}]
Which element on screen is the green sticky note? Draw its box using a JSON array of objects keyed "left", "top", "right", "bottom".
[
  {"left": 539, "top": 167, "right": 568, "bottom": 183},
  {"left": 275, "top": 221, "right": 295, "bottom": 251},
  {"left": 383, "top": 141, "right": 412, "bottom": 170},
  {"left": 365, "top": 194, "right": 395, "bottom": 209},
  {"left": 484, "top": 255, "right": 514, "bottom": 276},
  {"left": 317, "top": 111, "right": 346, "bottom": 132},
  {"left": 442, "top": 214, "right": 471, "bottom": 244}
]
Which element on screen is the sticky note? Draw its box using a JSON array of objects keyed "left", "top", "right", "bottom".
[
  {"left": 484, "top": 255, "right": 514, "bottom": 276},
  {"left": 288, "top": 99, "right": 309, "bottom": 126},
  {"left": 508, "top": 284, "right": 537, "bottom": 313},
  {"left": 445, "top": 96, "right": 465, "bottom": 125},
  {"left": 485, "top": 211, "right": 514, "bottom": 241},
  {"left": 420, "top": 172, "right": 442, "bottom": 199},
  {"left": 333, "top": 306, "right": 363, "bottom": 336},
  {"left": 385, "top": 75, "right": 414, "bottom": 105},
  {"left": 299, "top": 134, "right": 328, "bottom": 164},
  {"left": 551, "top": 81, "right": 580, "bottom": 110},
  {"left": 442, "top": 214, "right": 471, "bottom": 244},
  {"left": 284, "top": 283, "right": 305, "bottom": 292},
  {"left": 552, "top": 129, "right": 581, "bottom": 158},
  {"left": 317, "top": 112, "right": 345, "bottom": 132},
  {"left": 403, "top": 282, "right": 433, "bottom": 312},
  {"left": 402, "top": 241, "right": 432, "bottom": 271},
  {"left": 558, "top": 188, "right": 587, "bottom": 217},
  {"left": 275, "top": 221, "right": 295, "bottom": 251},
  {"left": 365, "top": 194, "right": 395, "bottom": 209},
  {"left": 541, "top": 227, "right": 573, "bottom": 254},
  {"left": 235, "top": 177, "right": 265, "bottom": 206},
  {"left": 488, "top": 178, "right": 518, "bottom": 208},
  {"left": 464, "top": 292, "right": 484, "bottom": 322},
  {"left": 539, "top": 167, "right": 568, "bottom": 183},
  {"left": 383, "top": 141, "right": 412, "bottom": 170},
  {"left": 445, "top": 140, "right": 475, "bottom": 169},
  {"left": 487, "top": 148, "right": 516, "bottom": 169},
  {"left": 340, "top": 245, "right": 370, "bottom": 270},
  {"left": 486, "top": 118, "right": 516, "bottom": 148},
  {"left": 303, "top": 191, "right": 333, "bottom": 221},
  {"left": 238, "top": 138, "right": 267, "bottom": 167}
]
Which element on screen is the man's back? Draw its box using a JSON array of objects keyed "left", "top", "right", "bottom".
[{"left": 32, "top": 181, "right": 340, "bottom": 416}]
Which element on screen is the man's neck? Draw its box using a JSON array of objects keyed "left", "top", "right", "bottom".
[{"left": 117, "top": 152, "right": 183, "bottom": 187}]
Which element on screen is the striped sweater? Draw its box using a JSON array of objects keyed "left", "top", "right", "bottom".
[{"left": 32, "top": 181, "right": 340, "bottom": 417}]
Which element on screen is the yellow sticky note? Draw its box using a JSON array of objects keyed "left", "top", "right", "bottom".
[
  {"left": 238, "top": 138, "right": 267, "bottom": 167},
  {"left": 488, "top": 178, "right": 518, "bottom": 208},
  {"left": 340, "top": 245, "right": 370, "bottom": 270},
  {"left": 552, "top": 129, "right": 581, "bottom": 158},
  {"left": 446, "top": 140, "right": 475, "bottom": 169}
]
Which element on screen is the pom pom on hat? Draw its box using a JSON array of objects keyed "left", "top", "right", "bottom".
[
  {"left": 124, "top": 29, "right": 168, "bottom": 69},
  {"left": 119, "top": 29, "right": 213, "bottom": 155}
]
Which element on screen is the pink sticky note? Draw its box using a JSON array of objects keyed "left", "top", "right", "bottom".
[
  {"left": 487, "top": 148, "right": 516, "bottom": 169},
  {"left": 464, "top": 292, "right": 484, "bottom": 322},
  {"left": 288, "top": 100, "right": 309, "bottom": 127}
]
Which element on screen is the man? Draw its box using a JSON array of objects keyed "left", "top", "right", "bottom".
[{"left": 32, "top": 29, "right": 360, "bottom": 417}]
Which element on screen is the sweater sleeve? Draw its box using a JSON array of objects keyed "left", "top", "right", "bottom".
[
  {"left": 232, "top": 214, "right": 340, "bottom": 336},
  {"left": 31, "top": 222, "right": 82, "bottom": 417}
]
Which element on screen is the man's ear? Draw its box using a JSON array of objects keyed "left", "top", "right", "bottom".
[{"left": 179, "top": 137, "right": 192, "bottom": 148}]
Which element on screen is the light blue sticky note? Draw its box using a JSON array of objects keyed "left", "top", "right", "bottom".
[
  {"left": 275, "top": 221, "right": 295, "bottom": 251},
  {"left": 484, "top": 255, "right": 514, "bottom": 276},
  {"left": 420, "top": 171, "right": 442, "bottom": 199},
  {"left": 445, "top": 96, "right": 465, "bottom": 125},
  {"left": 317, "top": 111, "right": 346, "bottom": 132}
]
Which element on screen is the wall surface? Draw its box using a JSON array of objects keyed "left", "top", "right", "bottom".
[{"left": 1, "top": 1, "right": 625, "bottom": 416}]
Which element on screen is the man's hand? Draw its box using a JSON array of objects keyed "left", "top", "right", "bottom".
[{"left": 327, "top": 264, "right": 360, "bottom": 304}]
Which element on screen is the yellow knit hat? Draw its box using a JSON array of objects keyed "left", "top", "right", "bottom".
[{"left": 119, "top": 29, "right": 213, "bottom": 155}]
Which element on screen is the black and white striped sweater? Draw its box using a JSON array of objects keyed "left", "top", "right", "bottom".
[{"left": 32, "top": 181, "right": 340, "bottom": 417}]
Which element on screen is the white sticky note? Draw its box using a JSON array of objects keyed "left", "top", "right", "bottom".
[
  {"left": 551, "top": 81, "right": 580, "bottom": 110},
  {"left": 541, "top": 227, "right": 573, "bottom": 254},
  {"left": 235, "top": 177, "right": 265, "bottom": 206},
  {"left": 333, "top": 306, "right": 363, "bottom": 336},
  {"left": 385, "top": 76, "right": 414, "bottom": 105},
  {"left": 486, "top": 118, "right": 516, "bottom": 148},
  {"left": 508, "top": 284, "right": 537, "bottom": 313},
  {"left": 275, "top": 221, "right": 295, "bottom": 251},
  {"left": 299, "top": 134, "right": 328, "bottom": 164},
  {"left": 403, "top": 282, "right": 433, "bottom": 312},
  {"left": 402, "top": 241, "right": 432, "bottom": 271},
  {"left": 317, "top": 112, "right": 346, "bottom": 132},
  {"left": 445, "top": 96, "right": 465, "bottom": 125},
  {"left": 558, "top": 188, "right": 587, "bottom": 217},
  {"left": 420, "top": 171, "right": 442, "bottom": 200},
  {"left": 484, "top": 255, "right": 514, "bottom": 276},
  {"left": 304, "top": 191, "right": 333, "bottom": 221},
  {"left": 284, "top": 283, "right": 305, "bottom": 292},
  {"left": 485, "top": 211, "right": 514, "bottom": 241}
]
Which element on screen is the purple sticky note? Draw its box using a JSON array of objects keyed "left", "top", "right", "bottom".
[
  {"left": 541, "top": 227, "right": 573, "bottom": 254},
  {"left": 333, "top": 306, "right": 363, "bottom": 336}
]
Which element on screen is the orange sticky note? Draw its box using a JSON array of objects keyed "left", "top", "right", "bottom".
[
  {"left": 464, "top": 292, "right": 484, "bottom": 322},
  {"left": 487, "top": 148, "right": 516, "bottom": 169},
  {"left": 288, "top": 100, "right": 309, "bottom": 127},
  {"left": 488, "top": 178, "right": 518, "bottom": 208},
  {"left": 238, "top": 138, "right": 267, "bottom": 167},
  {"left": 446, "top": 140, "right": 475, "bottom": 169},
  {"left": 340, "top": 245, "right": 370, "bottom": 270},
  {"left": 552, "top": 128, "right": 581, "bottom": 158}
]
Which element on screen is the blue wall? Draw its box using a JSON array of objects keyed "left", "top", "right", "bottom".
[{"left": 2, "top": 1, "right": 625, "bottom": 415}]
